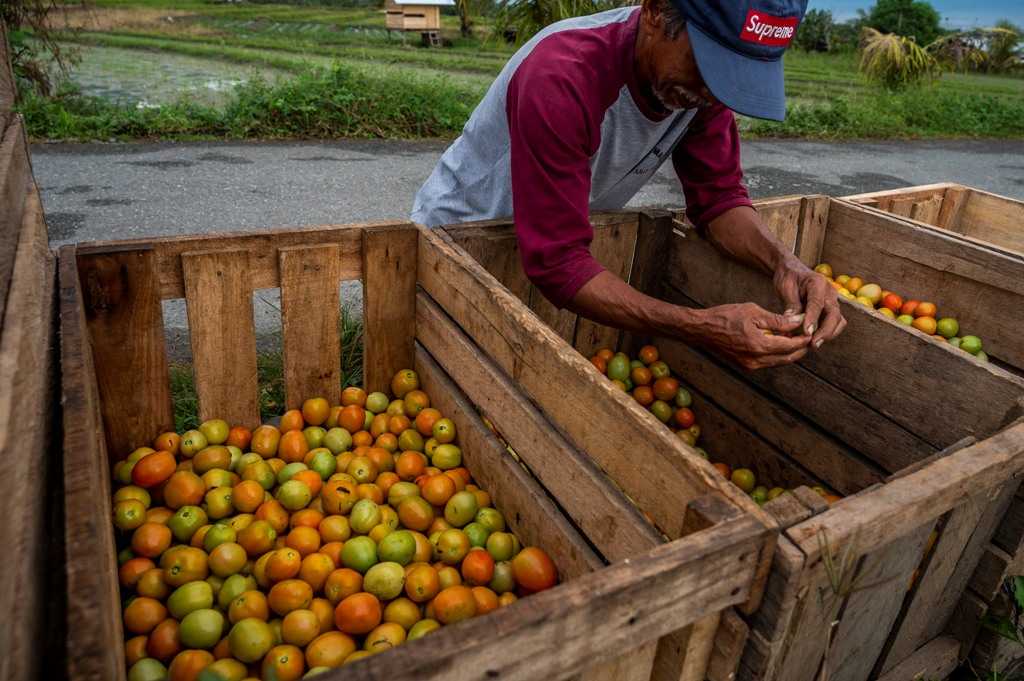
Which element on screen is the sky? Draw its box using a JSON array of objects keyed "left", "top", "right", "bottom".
[{"left": 811, "top": 1, "right": 1024, "bottom": 29}]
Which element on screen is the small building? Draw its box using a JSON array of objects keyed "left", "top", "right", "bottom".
[{"left": 385, "top": 0, "right": 454, "bottom": 39}]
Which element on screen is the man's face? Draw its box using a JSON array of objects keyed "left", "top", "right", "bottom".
[{"left": 638, "top": 4, "right": 716, "bottom": 111}]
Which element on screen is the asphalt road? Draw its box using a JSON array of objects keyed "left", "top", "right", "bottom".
[{"left": 30, "top": 137, "right": 1024, "bottom": 359}]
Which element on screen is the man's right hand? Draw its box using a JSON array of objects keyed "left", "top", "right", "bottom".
[{"left": 683, "top": 303, "right": 812, "bottom": 370}]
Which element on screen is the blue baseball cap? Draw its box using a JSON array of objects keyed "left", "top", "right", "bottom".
[{"left": 671, "top": 0, "right": 807, "bottom": 121}]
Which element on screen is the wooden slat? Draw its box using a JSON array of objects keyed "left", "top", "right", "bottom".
[
  {"left": 665, "top": 223, "right": 1024, "bottom": 451},
  {"left": 879, "top": 480, "right": 1017, "bottom": 672},
  {"left": 0, "top": 186, "right": 56, "bottom": 681},
  {"left": 572, "top": 218, "right": 639, "bottom": 357},
  {"left": 344, "top": 509, "right": 763, "bottom": 681},
  {"left": 77, "top": 248, "right": 174, "bottom": 456},
  {"left": 362, "top": 224, "right": 417, "bottom": 394},
  {"left": 958, "top": 188, "right": 1024, "bottom": 255},
  {"left": 0, "top": 117, "right": 31, "bottom": 328},
  {"left": 529, "top": 286, "right": 578, "bottom": 343},
  {"left": 447, "top": 228, "right": 531, "bottom": 305},
  {"left": 59, "top": 247, "right": 126, "bottom": 681},
  {"left": 909, "top": 195, "right": 942, "bottom": 225},
  {"left": 620, "top": 210, "right": 674, "bottom": 354},
  {"left": 708, "top": 609, "right": 748, "bottom": 681},
  {"left": 876, "top": 636, "right": 960, "bottom": 681},
  {"left": 279, "top": 244, "right": 342, "bottom": 408},
  {"left": 823, "top": 521, "right": 936, "bottom": 681},
  {"left": 889, "top": 196, "right": 915, "bottom": 217},
  {"left": 415, "top": 291, "right": 662, "bottom": 558},
  {"left": 661, "top": 285, "right": 936, "bottom": 473},
  {"left": 843, "top": 183, "right": 953, "bottom": 207},
  {"left": 823, "top": 199, "right": 1024, "bottom": 372},
  {"left": 415, "top": 343, "right": 602, "bottom": 578},
  {"left": 417, "top": 225, "right": 780, "bottom": 612},
  {"left": 80, "top": 221, "right": 370, "bottom": 299},
  {"left": 182, "top": 249, "right": 259, "bottom": 428},
  {"left": 948, "top": 590, "right": 988, "bottom": 659},
  {"left": 659, "top": 338, "right": 884, "bottom": 495},
  {"left": 936, "top": 185, "right": 968, "bottom": 230},
  {"left": 970, "top": 544, "right": 1016, "bottom": 603},
  {"left": 794, "top": 196, "right": 829, "bottom": 268},
  {"left": 0, "top": 20, "right": 15, "bottom": 124}
]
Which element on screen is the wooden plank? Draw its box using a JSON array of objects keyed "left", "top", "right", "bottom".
[
  {"left": 947, "top": 590, "right": 988, "bottom": 659},
  {"left": 415, "top": 343, "right": 602, "bottom": 579},
  {"left": 659, "top": 338, "right": 884, "bottom": 495},
  {"left": 909, "top": 195, "right": 942, "bottom": 225},
  {"left": 0, "top": 117, "right": 31, "bottom": 328},
  {"left": 993, "top": 493, "right": 1024, "bottom": 556},
  {"left": 708, "top": 609, "right": 748, "bottom": 681},
  {"left": 958, "top": 188, "right": 1024, "bottom": 256},
  {"left": 417, "top": 225, "right": 780, "bottom": 608},
  {"left": 529, "top": 286, "right": 578, "bottom": 343},
  {"left": 665, "top": 222, "right": 1024, "bottom": 451},
  {"left": 824, "top": 521, "right": 936, "bottom": 681},
  {"left": 279, "top": 244, "right": 342, "bottom": 408},
  {"left": 344, "top": 509, "right": 763, "bottom": 681},
  {"left": 415, "top": 291, "right": 663, "bottom": 559},
  {"left": 824, "top": 199, "right": 1024, "bottom": 372},
  {"left": 447, "top": 228, "right": 531, "bottom": 305},
  {"left": 80, "top": 221, "right": 371, "bottom": 299},
  {"left": 0, "top": 186, "right": 57, "bottom": 681},
  {"left": 879, "top": 480, "right": 1017, "bottom": 672},
  {"left": 876, "top": 636, "right": 960, "bottom": 681},
  {"left": 59, "top": 247, "right": 126, "bottom": 681},
  {"left": 582, "top": 644, "right": 659, "bottom": 681},
  {"left": 362, "top": 224, "right": 417, "bottom": 394},
  {"left": 970, "top": 544, "right": 1015, "bottom": 603},
  {"left": 620, "top": 210, "right": 674, "bottom": 354},
  {"left": 936, "top": 186, "right": 968, "bottom": 231},
  {"left": 763, "top": 491, "right": 815, "bottom": 530},
  {"left": 794, "top": 196, "right": 829, "bottom": 268},
  {"left": 890, "top": 196, "right": 915, "bottom": 217},
  {"left": 661, "top": 284, "right": 936, "bottom": 476},
  {"left": 182, "top": 249, "right": 260, "bottom": 428},
  {"left": 842, "top": 183, "right": 953, "bottom": 207},
  {"left": 77, "top": 248, "right": 174, "bottom": 457},
  {"left": 572, "top": 219, "right": 639, "bottom": 357},
  {"left": 0, "top": 20, "right": 15, "bottom": 121}
]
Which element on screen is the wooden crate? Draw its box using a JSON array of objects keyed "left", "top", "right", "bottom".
[
  {"left": 0, "top": 23, "right": 62, "bottom": 681},
  {"left": 843, "top": 182, "right": 1024, "bottom": 260},
  {"left": 58, "top": 223, "right": 774, "bottom": 681},
  {"left": 442, "top": 198, "right": 1024, "bottom": 681}
]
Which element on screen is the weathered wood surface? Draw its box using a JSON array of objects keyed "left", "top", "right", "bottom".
[
  {"left": 79, "top": 221, "right": 371, "bottom": 299},
  {"left": 0, "top": 186, "right": 57, "bottom": 681},
  {"left": 0, "top": 20, "right": 16, "bottom": 128},
  {"left": 418, "top": 225, "right": 770, "bottom": 538},
  {"left": 0, "top": 117, "right": 32, "bottom": 330},
  {"left": 823, "top": 199, "right": 1024, "bottom": 372},
  {"left": 665, "top": 222, "right": 1024, "bottom": 452},
  {"left": 77, "top": 248, "right": 174, "bottom": 456},
  {"left": 957, "top": 187, "right": 1024, "bottom": 256},
  {"left": 793, "top": 196, "right": 829, "bottom": 267},
  {"left": 573, "top": 218, "right": 639, "bottom": 357},
  {"left": 341, "top": 508, "right": 763, "bottom": 681},
  {"left": 362, "top": 224, "right": 417, "bottom": 393},
  {"left": 619, "top": 210, "right": 674, "bottom": 355},
  {"left": 59, "top": 248, "right": 126, "bottom": 681},
  {"left": 182, "top": 249, "right": 260, "bottom": 428},
  {"left": 658, "top": 338, "right": 884, "bottom": 495},
  {"left": 708, "top": 609, "right": 749, "bottom": 681},
  {"left": 279, "top": 244, "right": 342, "bottom": 408},
  {"left": 876, "top": 636, "right": 960, "bottom": 681}
]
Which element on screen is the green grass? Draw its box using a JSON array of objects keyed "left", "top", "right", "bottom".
[{"left": 170, "top": 311, "right": 364, "bottom": 431}]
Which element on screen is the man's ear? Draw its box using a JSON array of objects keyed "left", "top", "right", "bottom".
[{"left": 640, "top": 0, "right": 664, "bottom": 30}]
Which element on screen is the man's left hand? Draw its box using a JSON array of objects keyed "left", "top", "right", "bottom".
[{"left": 772, "top": 256, "right": 846, "bottom": 349}]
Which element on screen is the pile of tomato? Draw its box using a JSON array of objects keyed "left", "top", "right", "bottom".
[
  {"left": 588, "top": 345, "right": 841, "bottom": 507},
  {"left": 815, "top": 263, "right": 987, "bottom": 361},
  {"left": 112, "top": 369, "right": 558, "bottom": 681}
]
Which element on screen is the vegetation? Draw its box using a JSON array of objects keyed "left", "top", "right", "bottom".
[
  {"left": 858, "top": 26, "right": 938, "bottom": 88},
  {"left": 3, "top": 0, "right": 89, "bottom": 95},
  {"left": 860, "top": 0, "right": 942, "bottom": 46},
  {"left": 493, "top": 0, "right": 618, "bottom": 45}
]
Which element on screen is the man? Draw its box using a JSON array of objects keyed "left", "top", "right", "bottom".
[{"left": 412, "top": 0, "right": 845, "bottom": 369}]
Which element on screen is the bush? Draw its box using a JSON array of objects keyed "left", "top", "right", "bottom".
[
  {"left": 18, "top": 63, "right": 480, "bottom": 140},
  {"left": 858, "top": 27, "right": 937, "bottom": 89},
  {"left": 794, "top": 9, "right": 835, "bottom": 52}
]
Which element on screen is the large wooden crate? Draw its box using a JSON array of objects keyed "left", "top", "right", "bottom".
[
  {"left": 58, "top": 222, "right": 775, "bottom": 680},
  {"left": 844, "top": 182, "right": 1024, "bottom": 259},
  {"left": 442, "top": 198, "right": 1024, "bottom": 681},
  {"left": 0, "top": 22, "right": 62, "bottom": 681}
]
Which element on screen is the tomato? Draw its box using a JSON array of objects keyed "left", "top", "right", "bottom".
[
  {"left": 912, "top": 316, "right": 937, "bottom": 335},
  {"left": 114, "top": 499, "right": 148, "bottom": 531},
  {"left": 179, "top": 608, "right": 224, "bottom": 649},
  {"left": 674, "top": 407, "right": 695, "bottom": 429},
  {"left": 364, "top": 562, "right": 406, "bottom": 601},
  {"left": 731, "top": 468, "right": 756, "bottom": 493},
  {"left": 488, "top": 560, "right": 515, "bottom": 594},
  {"left": 192, "top": 446, "right": 231, "bottom": 475},
  {"left": 444, "top": 491, "right": 478, "bottom": 528},
  {"left": 167, "top": 505, "right": 208, "bottom": 543},
  {"left": 334, "top": 592, "right": 382, "bottom": 635},
  {"left": 461, "top": 548, "right": 495, "bottom": 586},
  {"left": 511, "top": 547, "right": 558, "bottom": 592},
  {"left": 391, "top": 370, "right": 419, "bottom": 399},
  {"left": 303, "top": 397, "right": 330, "bottom": 427},
  {"left": 251, "top": 426, "right": 281, "bottom": 457},
  {"left": 652, "top": 377, "right": 680, "bottom": 402},
  {"left": 305, "top": 631, "right": 357, "bottom": 669},
  {"left": 163, "top": 471, "right": 205, "bottom": 509},
  {"left": 881, "top": 292, "right": 903, "bottom": 312},
  {"left": 436, "top": 529, "right": 471, "bottom": 565},
  {"left": 132, "top": 451, "right": 176, "bottom": 488},
  {"left": 228, "top": 590, "right": 270, "bottom": 623},
  {"left": 341, "top": 536, "right": 378, "bottom": 574},
  {"left": 131, "top": 522, "right": 172, "bottom": 558},
  {"left": 936, "top": 317, "right": 959, "bottom": 339},
  {"left": 378, "top": 530, "right": 416, "bottom": 566},
  {"left": 228, "top": 617, "right": 275, "bottom": 664},
  {"left": 128, "top": 658, "right": 168, "bottom": 681},
  {"left": 485, "top": 532, "right": 519, "bottom": 562},
  {"left": 364, "top": 622, "right": 406, "bottom": 653},
  {"left": 124, "top": 597, "right": 168, "bottom": 635},
  {"left": 431, "top": 418, "right": 456, "bottom": 444},
  {"left": 432, "top": 585, "right": 477, "bottom": 624}
]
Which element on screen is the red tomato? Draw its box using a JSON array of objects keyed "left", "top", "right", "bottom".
[{"left": 512, "top": 547, "right": 557, "bottom": 593}]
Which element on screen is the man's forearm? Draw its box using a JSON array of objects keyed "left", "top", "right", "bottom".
[
  {"left": 567, "top": 271, "right": 707, "bottom": 340},
  {"left": 704, "top": 205, "right": 799, "bottom": 275}
]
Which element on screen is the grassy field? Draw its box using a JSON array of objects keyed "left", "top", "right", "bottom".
[{"left": 19, "top": 1, "right": 1024, "bottom": 140}]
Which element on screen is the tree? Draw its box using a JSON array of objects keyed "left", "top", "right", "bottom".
[
  {"left": 926, "top": 22, "right": 1021, "bottom": 74},
  {"left": 794, "top": 9, "right": 834, "bottom": 52},
  {"left": 2, "top": 0, "right": 85, "bottom": 97},
  {"left": 989, "top": 20, "right": 1022, "bottom": 72},
  {"left": 863, "top": 0, "right": 941, "bottom": 45},
  {"left": 494, "top": 0, "right": 621, "bottom": 45}
]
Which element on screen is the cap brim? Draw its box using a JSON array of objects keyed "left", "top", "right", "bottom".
[{"left": 688, "top": 22, "right": 787, "bottom": 122}]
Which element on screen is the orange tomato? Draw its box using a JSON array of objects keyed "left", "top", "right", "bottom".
[
  {"left": 590, "top": 356, "right": 607, "bottom": 373},
  {"left": 405, "top": 564, "right": 440, "bottom": 603},
  {"left": 632, "top": 386, "right": 654, "bottom": 407},
  {"left": 225, "top": 426, "right": 252, "bottom": 450},
  {"left": 131, "top": 522, "right": 172, "bottom": 558},
  {"left": 228, "top": 590, "right": 270, "bottom": 623},
  {"left": 339, "top": 406, "right": 366, "bottom": 434},
  {"left": 289, "top": 508, "right": 324, "bottom": 530},
  {"left": 255, "top": 500, "right": 290, "bottom": 534},
  {"left": 471, "top": 586, "right": 499, "bottom": 615},
  {"left": 302, "top": 398, "right": 330, "bottom": 427},
  {"left": 342, "top": 387, "right": 367, "bottom": 407},
  {"left": 261, "top": 644, "right": 305, "bottom": 681},
  {"left": 125, "top": 635, "right": 148, "bottom": 666},
  {"left": 912, "top": 316, "right": 938, "bottom": 335},
  {"left": 292, "top": 469, "right": 323, "bottom": 498},
  {"left": 251, "top": 425, "right": 281, "bottom": 458},
  {"left": 630, "top": 366, "right": 652, "bottom": 386},
  {"left": 674, "top": 407, "right": 695, "bottom": 429},
  {"left": 713, "top": 462, "right": 731, "bottom": 479},
  {"left": 319, "top": 542, "right": 345, "bottom": 568},
  {"left": 512, "top": 547, "right": 558, "bottom": 592},
  {"left": 334, "top": 592, "right": 382, "bottom": 635},
  {"left": 132, "top": 451, "right": 176, "bottom": 488},
  {"left": 119, "top": 556, "right": 156, "bottom": 589},
  {"left": 374, "top": 432, "right": 398, "bottom": 453},
  {"left": 366, "top": 447, "right": 394, "bottom": 474},
  {"left": 154, "top": 432, "right": 182, "bottom": 455},
  {"left": 421, "top": 474, "right": 456, "bottom": 506},
  {"left": 299, "top": 552, "right": 335, "bottom": 592},
  {"left": 915, "top": 301, "right": 937, "bottom": 318},
  {"left": 167, "top": 649, "right": 215, "bottom": 681},
  {"left": 269, "top": 579, "right": 314, "bottom": 616},
  {"left": 278, "top": 430, "right": 310, "bottom": 464},
  {"left": 232, "top": 480, "right": 266, "bottom": 514},
  {"left": 375, "top": 472, "right": 399, "bottom": 498},
  {"left": 461, "top": 548, "right": 495, "bottom": 586},
  {"left": 325, "top": 568, "right": 364, "bottom": 605},
  {"left": 881, "top": 293, "right": 903, "bottom": 313},
  {"left": 280, "top": 409, "right": 305, "bottom": 433},
  {"left": 286, "top": 526, "right": 322, "bottom": 557},
  {"left": 267, "top": 548, "right": 303, "bottom": 582},
  {"left": 900, "top": 300, "right": 920, "bottom": 316},
  {"left": 432, "top": 585, "right": 477, "bottom": 625},
  {"left": 124, "top": 596, "right": 167, "bottom": 634},
  {"left": 395, "top": 451, "right": 427, "bottom": 481},
  {"left": 414, "top": 408, "right": 442, "bottom": 437},
  {"left": 282, "top": 609, "right": 321, "bottom": 647},
  {"left": 351, "top": 430, "right": 373, "bottom": 448},
  {"left": 398, "top": 497, "right": 435, "bottom": 532},
  {"left": 639, "top": 345, "right": 659, "bottom": 365},
  {"left": 146, "top": 618, "right": 181, "bottom": 662},
  {"left": 652, "top": 377, "right": 680, "bottom": 402},
  {"left": 305, "top": 631, "right": 357, "bottom": 669},
  {"left": 163, "top": 471, "right": 206, "bottom": 509},
  {"left": 237, "top": 520, "right": 277, "bottom": 558}
]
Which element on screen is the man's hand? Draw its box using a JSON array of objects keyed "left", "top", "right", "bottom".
[
  {"left": 686, "top": 303, "right": 812, "bottom": 370},
  {"left": 772, "top": 255, "right": 847, "bottom": 349}
]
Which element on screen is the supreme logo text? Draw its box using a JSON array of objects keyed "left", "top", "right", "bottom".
[{"left": 740, "top": 10, "right": 799, "bottom": 46}]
